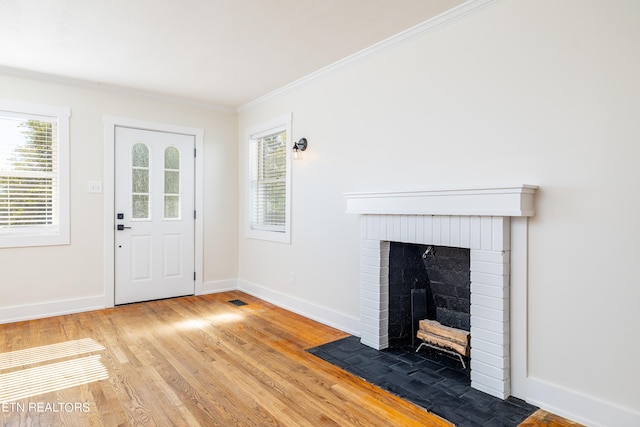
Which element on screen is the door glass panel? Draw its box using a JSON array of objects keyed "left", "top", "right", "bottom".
[
  {"left": 132, "top": 143, "right": 150, "bottom": 219},
  {"left": 164, "top": 170, "right": 179, "bottom": 194},
  {"left": 164, "top": 196, "right": 179, "bottom": 218},
  {"left": 132, "top": 168, "right": 149, "bottom": 193},
  {"left": 164, "top": 147, "right": 180, "bottom": 219},
  {"left": 132, "top": 195, "right": 149, "bottom": 219},
  {"left": 132, "top": 143, "right": 149, "bottom": 167},
  {"left": 164, "top": 146, "right": 179, "bottom": 169}
]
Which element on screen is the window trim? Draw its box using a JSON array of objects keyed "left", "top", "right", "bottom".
[
  {"left": 0, "top": 100, "right": 70, "bottom": 248},
  {"left": 245, "top": 114, "right": 291, "bottom": 244}
]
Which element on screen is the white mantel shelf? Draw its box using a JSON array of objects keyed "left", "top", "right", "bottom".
[{"left": 345, "top": 185, "right": 538, "bottom": 217}]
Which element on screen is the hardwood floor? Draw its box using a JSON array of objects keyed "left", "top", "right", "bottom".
[{"left": 0, "top": 292, "right": 579, "bottom": 426}]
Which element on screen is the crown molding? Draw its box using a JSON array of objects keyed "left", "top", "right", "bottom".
[
  {"left": 237, "top": 0, "right": 504, "bottom": 112},
  {"left": 0, "top": 65, "right": 236, "bottom": 114}
]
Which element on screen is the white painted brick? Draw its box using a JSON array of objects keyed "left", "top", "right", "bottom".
[
  {"left": 471, "top": 249, "right": 508, "bottom": 263},
  {"left": 492, "top": 216, "right": 510, "bottom": 251},
  {"left": 361, "top": 317, "right": 387, "bottom": 334},
  {"left": 384, "top": 215, "right": 394, "bottom": 240},
  {"left": 362, "top": 260, "right": 381, "bottom": 274},
  {"left": 471, "top": 260, "right": 509, "bottom": 275},
  {"left": 361, "top": 263, "right": 383, "bottom": 276},
  {"left": 480, "top": 216, "right": 493, "bottom": 250},
  {"left": 359, "top": 321, "right": 380, "bottom": 337},
  {"left": 471, "top": 378, "right": 510, "bottom": 400},
  {"left": 392, "top": 216, "right": 402, "bottom": 241},
  {"left": 407, "top": 215, "right": 417, "bottom": 243},
  {"left": 472, "top": 294, "right": 508, "bottom": 311},
  {"left": 471, "top": 283, "right": 505, "bottom": 298},
  {"left": 440, "top": 215, "right": 451, "bottom": 246},
  {"left": 460, "top": 216, "right": 471, "bottom": 248},
  {"left": 362, "top": 247, "right": 383, "bottom": 259},
  {"left": 471, "top": 337, "right": 508, "bottom": 356},
  {"left": 360, "top": 299, "right": 382, "bottom": 314},
  {"left": 450, "top": 216, "right": 460, "bottom": 247},
  {"left": 423, "top": 216, "right": 433, "bottom": 243},
  {"left": 471, "top": 272, "right": 508, "bottom": 288},
  {"left": 366, "top": 217, "right": 374, "bottom": 239},
  {"left": 471, "top": 327, "right": 508, "bottom": 346},
  {"left": 471, "top": 359, "right": 509, "bottom": 381},
  {"left": 470, "top": 216, "right": 482, "bottom": 249},
  {"left": 416, "top": 216, "right": 424, "bottom": 244},
  {"left": 371, "top": 216, "right": 380, "bottom": 240},
  {"left": 471, "top": 348, "right": 509, "bottom": 370},
  {"left": 361, "top": 238, "right": 381, "bottom": 249},
  {"left": 360, "top": 296, "right": 385, "bottom": 312},
  {"left": 400, "top": 215, "right": 408, "bottom": 242},
  {"left": 363, "top": 271, "right": 388, "bottom": 286},
  {"left": 432, "top": 216, "right": 441, "bottom": 244},
  {"left": 361, "top": 333, "right": 386, "bottom": 350},
  {"left": 360, "top": 305, "right": 383, "bottom": 320},
  {"left": 471, "top": 371, "right": 509, "bottom": 397},
  {"left": 471, "top": 305, "right": 509, "bottom": 323},
  {"left": 378, "top": 216, "right": 387, "bottom": 239},
  {"left": 471, "top": 316, "right": 506, "bottom": 334},
  {"left": 361, "top": 276, "right": 386, "bottom": 292},
  {"left": 360, "top": 288, "right": 385, "bottom": 303}
]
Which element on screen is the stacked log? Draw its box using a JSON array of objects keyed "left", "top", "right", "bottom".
[{"left": 416, "top": 319, "right": 470, "bottom": 357}]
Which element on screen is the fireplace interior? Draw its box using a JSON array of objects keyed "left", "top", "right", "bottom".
[{"left": 388, "top": 242, "right": 471, "bottom": 360}]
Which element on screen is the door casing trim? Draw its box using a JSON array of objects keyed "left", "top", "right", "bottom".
[{"left": 103, "top": 116, "right": 204, "bottom": 307}]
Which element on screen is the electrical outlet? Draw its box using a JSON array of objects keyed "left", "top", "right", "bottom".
[{"left": 88, "top": 181, "right": 103, "bottom": 194}]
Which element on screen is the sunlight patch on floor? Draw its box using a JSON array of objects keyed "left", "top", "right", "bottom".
[
  {"left": 0, "top": 355, "right": 109, "bottom": 403},
  {"left": 207, "top": 312, "right": 245, "bottom": 324},
  {"left": 0, "top": 338, "right": 108, "bottom": 403},
  {"left": 0, "top": 338, "right": 105, "bottom": 370},
  {"left": 175, "top": 312, "right": 245, "bottom": 330}
]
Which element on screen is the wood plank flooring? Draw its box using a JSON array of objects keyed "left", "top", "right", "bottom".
[{"left": 0, "top": 291, "right": 579, "bottom": 426}]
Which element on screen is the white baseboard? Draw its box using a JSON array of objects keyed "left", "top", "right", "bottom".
[
  {"left": 237, "top": 279, "right": 361, "bottom": 336},
  {"left": 200, "top": 279, "right": 239, "bottom": 295},
  {"left": 524, "top": 377, "right": 640, "bottom": 427},
  {"left": 0, "top": 295, "right": 106, "bottom": 324}
]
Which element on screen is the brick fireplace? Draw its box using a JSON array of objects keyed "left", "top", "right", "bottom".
[{"left": 345, "top": 186, "right": 537, "bottom": 400}]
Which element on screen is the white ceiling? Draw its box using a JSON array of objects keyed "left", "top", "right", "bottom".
[{"left": 0, "top": 0, "right": 467, "bottom": 108}]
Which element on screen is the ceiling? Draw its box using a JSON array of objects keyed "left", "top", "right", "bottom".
[{"left": 0, "top": 0, "right": 467, "bottom": 108}]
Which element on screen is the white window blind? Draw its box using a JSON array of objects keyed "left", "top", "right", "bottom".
[
  {"left": 250, "top": 130, "right": 287, "bottom": 231},
  {"left": 0, "top": 101, "right": 69, "bottom": 247}
]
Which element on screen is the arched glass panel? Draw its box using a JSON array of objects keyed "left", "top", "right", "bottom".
[
  {"left": 164, "top": 146, "right": 180, "bottom": 219},
  {"left": 131, "top": 143, "right": 150, "bottom": 219}
]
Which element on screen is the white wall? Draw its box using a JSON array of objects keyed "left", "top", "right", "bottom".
[
  {"left": 238, "top": 0, "right": 640, "bottom": 424},
  {"left": 0, "top": 73, "right": 239, "bottom": 318}
]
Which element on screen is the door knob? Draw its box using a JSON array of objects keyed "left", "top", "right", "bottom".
[{"left": 117, "top": 224, "right": 132, "bottom": 231}]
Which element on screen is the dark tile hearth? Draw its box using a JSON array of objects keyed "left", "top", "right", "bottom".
[{"left": 308, "top": 336, "right": 537, "bottom": 427}]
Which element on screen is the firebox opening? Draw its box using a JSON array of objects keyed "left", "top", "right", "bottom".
[{"left": 388, "top": 242, "right": 471, "bottom": 352}]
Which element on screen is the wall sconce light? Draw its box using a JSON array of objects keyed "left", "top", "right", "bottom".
[{"left": 292, "top": 138, "right": 308, "bottom": 160}]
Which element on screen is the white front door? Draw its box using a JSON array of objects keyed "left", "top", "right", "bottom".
[{"left": 114, "top": 127, "right": 195, "bottom": 305}]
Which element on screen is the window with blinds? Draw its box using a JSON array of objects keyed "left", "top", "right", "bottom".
[
  {"left": 0, "top": 101, "right": 70, "bottom": 248},
  {"left": 250, "top": 131, "right": 286, "bottom": 230},
  {"left": 247, "top": 115, "right": 291, "bottom": 243}
]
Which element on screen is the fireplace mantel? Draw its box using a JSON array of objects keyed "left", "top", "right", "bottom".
[{"left": 345, "top": 185, "right": 537, "bottom": 217}]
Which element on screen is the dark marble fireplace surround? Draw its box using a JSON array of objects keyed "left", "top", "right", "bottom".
[{"left": 389, "top": 242, "right": 471, "bottom": 350}]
